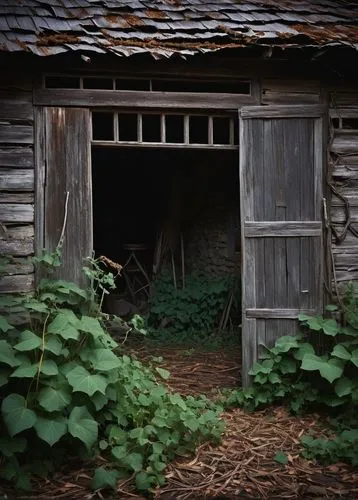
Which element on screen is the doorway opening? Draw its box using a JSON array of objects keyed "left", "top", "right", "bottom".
[{"left": 91, "top": 145, "right": 240, "bottom": 342}]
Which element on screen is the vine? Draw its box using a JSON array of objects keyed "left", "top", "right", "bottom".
[{"left": 0, "top": 257, "right": 223, "bottom": 493}]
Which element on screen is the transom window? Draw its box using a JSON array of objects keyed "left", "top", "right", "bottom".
[
  {"left": 91, "top": 111, "right": 238, "bottom": 149},
  {"left": 44, "top": 74, "right": 251, "bottom": 95}
]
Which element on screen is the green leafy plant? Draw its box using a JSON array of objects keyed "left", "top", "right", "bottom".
[
  {"left": 148, "top": 269, "right": 238, "bottom": 342},
  {"left": 225, "top": 289, "right": 358, "bottom": 466},
  {"left": 0, "top": 257, "right": 223, "bottom": 493}
]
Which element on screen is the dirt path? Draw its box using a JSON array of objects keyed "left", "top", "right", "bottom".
[{"left": 7, "top": 344, "right": 358, "bottom": 499}]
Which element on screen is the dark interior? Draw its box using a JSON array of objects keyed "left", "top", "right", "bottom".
[{"left": 91, "top": 147, "right": 239, "bottom": 300}]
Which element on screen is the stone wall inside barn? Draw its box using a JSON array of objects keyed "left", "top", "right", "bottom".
[
  {"left": 183, "top": 156, "right": 239, "bottom": 278},
  {"left": 0, "top": 71, "right": 35, "bottom": 294}
]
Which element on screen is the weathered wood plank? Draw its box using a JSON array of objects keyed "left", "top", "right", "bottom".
[
  {"left": 329, "top": 92, "right": 358, "bottom": 107},
  {"left": 332, "top": 165, "right": 358, "bottom": 180},
  {"left": 244, "top": 221, "right": 322, "bottom": 237},
  {"left": 34, "top": 89, "right": 256, "bottom": 109},
  {"left": 262, "top": 80, "right": 320, "bottom": 105},
  {"left": 0, "top": 193, "right": 34, "bottom": 203},
  {"left": 240, "top": 113, "right": 256, "bottom": 388},
  {"left": 330, "top": 108, "right": 358, "bottom": 118},
  {"left": 262, "top": 92, "right": 319, "bottom": 105},
  {"left": 0, "top": 224, "right": 34, "bottom": 256},
  {"left": 0, "top": 169, "right": 34, "bottom": 190},
  {"left": 0, "top": 273, "right": 34, "bottom": 293},
  {"left": 247, "top": 308, "right": 315, "bottom": 319},
  {"left": 331, "top": 206, "right": 358, "bottom": 223},
  {"left": 241, "top": 105, "right": 325, "bottom": 119},
  {"left": 92, "top": 141, "right": 237, "bottom": 150},
  {"left": 44, "top": 107, "right": 92, "bottom": 287},
  {"left": 0, "top": 148, "right": 33, "bottom": 168},
  {"left": 0, "top": 204, "right": 34, "bottom": 222},
  {"left": 0, "top": 124, "right": 33, "bottom": 144},
  {"left": 331, "top": 135, "right": 358, "bottom": 154},
  {"left": 0, "top": 92, "right": 33, "bottom": 121},
  {"left": 2, "top": 258, "right": 34, "bottom": 275}
]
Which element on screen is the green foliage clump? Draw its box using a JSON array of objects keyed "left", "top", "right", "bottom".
[
  {"left": 148, "top": 269, "right": 236, "bottom": 339},
  {"left": 0, "top": 257, "right": 223, "bottom": 493},
  {"left": 225, "top": 288, "right": 358, "bottom": 466}
]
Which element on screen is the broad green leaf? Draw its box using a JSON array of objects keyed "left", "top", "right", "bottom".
[
  {"left": 274, "top": 451, "right": 288, "bottom": 465},
  {"left": 0, "top": 340, "right": 20, "bottom": 367},
  {"left": 13, "top": 330, "right": 41, "bottom": 351},
  {"left": 326, "top": 304, "right": 338, "bottom": 312},
  {"left": 249, "top": 358, "right": 274, "bottom": 375},
  {"left": 136, "top": 471, "right": 155, "bottom": 491},
  {"left": 125, "top": 452, "right": 143, "bottom": 472},
  {"left": 91, "top": 467, "right": 121, "bottom": 491},
  {"left": 335, "top": 377, "right": 353, "bottom": 397},
  {"left": 91, "top": 392, "right": 109, "bottom": 411},
  {"left": 112, "top": 445, "right": 127, "bottom": 459},
  {"left": 350, "top": 349, "right": 358, "bottom": 367},
  {"left": 322, "top": 319, "right": 340, "bottom": 336},
  {"left": 44, "top": 335, "right": 62, "bottom": 355},
  {"left": 268, "top": 372, "right": 281, "bottom": 384},
  {"left": 293, "top": 342, "right": 315, "bottom": 361},
  {"left": 169, "top": 393, "right": 187, "bottom": 410},
  {"left": 155, "top": 367, "right": 170, "bottom": 380},
  {"left": 301, "top": 354, "right": 344, "bottom": 383},
  {"left": 278, "top": 357, "right": 297, "bottom": 374},
  {"left": 89, "top": 349, "right": 121, "bottom": 371},
  {"left": 39, "top": 359, "right": 59, "bottom": 376},
  {"left": 0, "top": 316, "right": 13, "bottom": 333},
  {"left": 78, "top": 316, "right": 105, "bottom": 339},
  {"left": 299, "top": 315, "right": 323, "bottom": 330},
  {"left": 68, "top": 406, "right": 98, "bottom": 450},
  {"left": 48, "top": 311, "right": 79, "bottom": 340},
  {"left": 331, "top": 345, "right": 351, "bottom": 360},
  {"left": 59, "top": 281, "right": 87, "bottom": 298},
  {"left": 274, "top": 336, "right": 299, "bottom": 352},
  {"left": 38, "top": 386, "right": 71, "bottom": 412},
  {"left": 34, "top": 415, "right": 67, "bottom": 446},
  {"left": 1, "top": 394, "right": 37, "bottom": 436},
  {"left": 10, "top": 362, "right": 37, "bottom": 378},
  {"left": 24, "top": 300, "right": 48, "bottom": 313},
  {"left": 66, "top": 366, "right": 107, "bottom": 396},
  {"left": 0, "top": 436, "right": 27, "bottom": 457}
]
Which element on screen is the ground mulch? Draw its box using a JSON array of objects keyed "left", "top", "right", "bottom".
[{"left": 4, "top": 344, "right": 358, "bottom": 499}]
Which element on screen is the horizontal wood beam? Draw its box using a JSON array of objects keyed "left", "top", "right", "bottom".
[
  {"left": 0, "top": 274, "right": 34, "bottom": 293},
  {"left": 0, "top": 169, "right": 34, "bottom": 191},
  {"left": 0, "top": 225, "right": 34, "bottom": 256},
  {"left": 34, "top": 89, "right": 256, "bottom": 110},
  {"left": 92, "top": 141, "right": 237, "bottom": 150},
  {"left": 241, "top": 105, "right": 325, "bottom": 119},
  {"left": 0, "top": 203, "right": 34, "bottom": 223},
  {"left": 246, "top": 308, "right": 316, "bottom": 319},
  {"left": 0, "top": 125, "right": 33, "bottom": 144},
  {"left": 0, "top": 148, "right": 33, "bottom": 168},
  {"left": 244, "top": 221, "right": 322, "bottom": 237},
  {"left": 330, "top": 108, "right": 358, "bottom": 118}
]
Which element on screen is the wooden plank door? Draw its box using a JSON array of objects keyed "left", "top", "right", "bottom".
[
  {"left": 239, "top": 105, "right": 324, "bottom": 387},
  {"left": 40, "top": 107, "right": 92, "bottom": 287}
]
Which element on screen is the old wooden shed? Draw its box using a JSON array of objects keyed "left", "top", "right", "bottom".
[{"left": 1, "top": 0, "right": 358, "bottom": 385}]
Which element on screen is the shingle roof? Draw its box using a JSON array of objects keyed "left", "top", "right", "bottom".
[{"left": 0, "top": 0, "right": 358, "bottom": 58}]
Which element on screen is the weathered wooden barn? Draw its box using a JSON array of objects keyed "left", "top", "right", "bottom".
[{"left": 1, "top": 0, "right": 358, "bottom": 384}]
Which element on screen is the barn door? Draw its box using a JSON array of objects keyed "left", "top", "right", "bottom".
[
  {"left": 239, "top": 105, "right": 324, "bottom": 387},
  {"left": 41, "top": 107, "right": 92, "bottom": 287}
]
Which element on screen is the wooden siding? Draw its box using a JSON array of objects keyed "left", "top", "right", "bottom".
[
  {"left": 0, "top": 83, "right": 35, "bottom": 293},
  {"left": 329, "top": 93, "right": 358, "bottom": 292}
]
